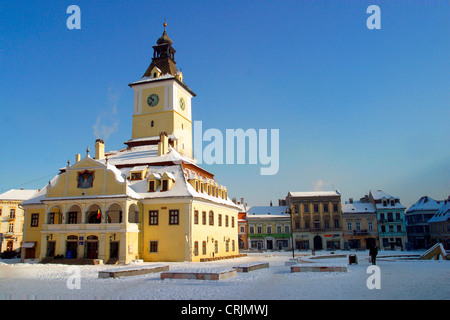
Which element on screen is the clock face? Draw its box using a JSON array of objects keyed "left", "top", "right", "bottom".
[
  {"left": 147, "top": 94, "right": 159, "bottom": 107},
  {"left": 179, "top": 97, "right": 185, "bottom": 110}
]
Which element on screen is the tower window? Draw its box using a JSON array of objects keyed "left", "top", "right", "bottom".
[{"left": 151, "top": 120, "right": 154, "bottom": 127}]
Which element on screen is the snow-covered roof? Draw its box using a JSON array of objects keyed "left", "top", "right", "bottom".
[
  {"left": 104, "top": 145, "right": 196, "bottom": 167},
  {"left": 427, "top": 201, "right": 450, "bottom": 223},
  {"left": 288, "top": 190, "right": 340, "bottom": 197},
  {"left": 406, "top": 196, "right": 444, "bottom": 213},
  {"left": 129, "top": 73, "right": 176, "bottom": 86},
  {"left": 0, "top": 189, "right": 39, "bottom": 201},
  {"left": 342, "top": 201, "right": 376, "bottom": 214},
  {"left": 247, "top": 206, "right": 290, "bottom": 218},
  {"left": 370, "top": 190, "right": 398, "bottom": 200}
]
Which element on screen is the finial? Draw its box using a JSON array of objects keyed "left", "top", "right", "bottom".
[
  {"left": 86, "top": 146, "right": 90, "bottom": 156},
  {"left": 163, "top": 17, "right": 167, "bottom": 30}
]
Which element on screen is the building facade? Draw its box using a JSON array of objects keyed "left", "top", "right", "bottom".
[
  {"left": 369, "top": 190, "right": 407, "bottom": 250},
  {"left": 247, "top": 206, "right": 291, "bottom": 251},
  {"left": 342, "top": 198, "right": 378, "bottom": 250},
  {"left": 405, "top": 196, "right": 445, "bottom": 249},
  {"left": 0, "top": 189, "right": 38, "bottom": 253},
  {"left": 428, "top": 201, "right": 450, "bottom": 249},
  {"left": 287, "top": 191, "right": 344, "bottom": 251},
  {"left": 20, "top": 24, "right": 240, "bottom": 264}
]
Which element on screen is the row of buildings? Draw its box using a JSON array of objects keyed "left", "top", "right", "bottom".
[{"left": 237, "top": 191, "right": 450, "bottom": 252}]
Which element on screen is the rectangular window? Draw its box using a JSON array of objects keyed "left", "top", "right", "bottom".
[
  {"left": 257, "top": 226, "right": 262, "bottom": 234},
  {"left": 356, "top": 222, "right": 361, "bottom": 231},
  {"left": 149, "top": 180, "right": 155, "bottom": 192},
  {"left": 130, "top": 172, "right": 142, "bottom": 180},
  {"left": 314, "top": 204, "right": 319, "bottom": 213},
  {"left": 218, "top": 214, "right": 222, "bottom": 226},
  {"left": 396, "top": 225, "right": 402, "bottom": 232},
  {"left": 225, "top": 215, "right": 229, "bottom": 227},
  {"left": 202, "top": 241, "right": 207, "bottom": 255},
  {"left": 333, "top": 204, "right": 339, "bottom": 212},
  {"left": 368, "top": 221, "right": 373, "bottom": 231},
  {"left": 149, "top": 211, "right": 159, "bottom": 225},
  {"left": 267, "top": 225, "right": 272, "bottom": 234},
  {"left": 334, "top": 219, "right": 339, "bottom": 228},
  {"left": 68, "top": 212, "right": 78, "bottom": 224},
  {"left": 347, "top": 222, "right": 352, "bottom": 231},
  {"left": 240, "top": 226, "right": 245, "bottom": 233},
  {"left": 194, "top": 210, "right": 199, "bottom": 224},
  {"left": 31, "top": 213, "right": 39, "bottom": 227},
  {"left": 149, "top": 241, "right": 158, "bottom": 253},
  {"left": 323, "top": 203, "right": 329, "bottom": 212},
  {"left": 10, "top": 209, "right": 16, "bottom": 219},
  {"left": 249, "top": 226, "right": 254, "bottom": 234},
  {"left": 169, "top": 210, "right": 179, "bottom": 225},
  {"left": 294, "top": 205, "right": 299, "bottom": 213},
  {"left": 277, "top": 225, "right": 282, "bottom": 233},
  {"left": 304, "top": 204, "right": 309, "bottom": 213},
  {"left": 231, "top": 216, "right": 235, "bottom": 228},
  {"left": 161, "top": 180, "right": 168, "bottom": 191},
  {"left": 285, "top": 225, "right": 290, "bottom": 234},
  {"left": 8, "top": 223, "right": 14, "bottom": 233}
]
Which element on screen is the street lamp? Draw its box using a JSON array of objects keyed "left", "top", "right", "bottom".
[{"left": 285, "top": 207, "right": 295, "bottom": 258}]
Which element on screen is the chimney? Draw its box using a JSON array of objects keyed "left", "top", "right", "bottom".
[
  {"left": 75, "top": 154, "right": 81, "bottom": 163},
  {"left": 270, "top": 200, "right": 273, "bottom": 206},
  {"left": 95, "top": 139, "right": 105, "bottom": 160},
  {"left": 349, "top": 198, "right": 353, "bottom": 204},
  {"left": 158, "top": 132, "right": 169, "bottom": 156}
]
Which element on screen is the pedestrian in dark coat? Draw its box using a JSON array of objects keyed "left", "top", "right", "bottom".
[{"left": 369, "top": 246, "right": 378, "bottom": 265}]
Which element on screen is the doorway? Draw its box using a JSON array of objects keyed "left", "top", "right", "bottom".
[
  {"left": 86, "top": 236, "right": 99, "bottom": 259},
  {"left": 47, "top": 241, "right": 56, "bottom": 257},
  {"left": 313, "top": 235, "right": 323, "bottom": 250},
  {"left": 109, "top": 241, "right": 119, "bottom": 259}
]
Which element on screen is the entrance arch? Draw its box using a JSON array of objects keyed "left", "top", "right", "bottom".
[{"left": 313, "top": 235, "right": 323, "bottom": 250}]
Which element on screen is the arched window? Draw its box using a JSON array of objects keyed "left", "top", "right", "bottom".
[
  {"left": 194, "top": 241, "right": 198, "bottom": 256},
  {"left": 202, "top": 241, "right": 207, "bottom": 255},
  {"left": 209, "top": 211, "right": 214, "bottom": 226}
]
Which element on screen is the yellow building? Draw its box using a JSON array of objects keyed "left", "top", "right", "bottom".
[
  {"left": 20, "top": 23, "right": 240, "bottom": 264},
  {"left": 0, "top": 189, "right": 38, "bottom": 254}
]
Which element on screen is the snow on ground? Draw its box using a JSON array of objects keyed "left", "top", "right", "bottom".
[{"left": 0, "top": 251, "right": 448, "bottom": 300}]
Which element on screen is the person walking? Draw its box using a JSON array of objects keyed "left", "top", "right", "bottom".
[{"left": 369, "top": 245, "right": 378, "bottom": 265}]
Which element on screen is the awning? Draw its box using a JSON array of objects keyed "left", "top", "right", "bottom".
[{"left": 22, "top": 242, "right": 36, "bottom": 248}]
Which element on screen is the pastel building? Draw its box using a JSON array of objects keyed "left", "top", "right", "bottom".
[
  {"left": 369, "top": 190, "right": 407, "bottom": 250},
  {"left": 0, "top": 189, "right": 38, "bottom": 253},
  {"left": 20, "top": 24, "right": 240, "bottom": 264},
  {"left": 342, "top": 198, "right": 378, "bottom": 250},
  {"left": 247, "top": 205, "right": 291, "bottom": 251}
]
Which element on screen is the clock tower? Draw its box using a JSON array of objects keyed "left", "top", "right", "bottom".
[{"left": 128, "top": 22, "right": 196, "bottom": 158}]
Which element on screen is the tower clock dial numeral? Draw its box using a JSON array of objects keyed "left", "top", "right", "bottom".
[{"left": 147, "top": 94, "right": 159, "bottom": 107}]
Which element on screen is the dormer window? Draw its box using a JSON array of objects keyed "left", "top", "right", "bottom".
[
  {"left": 390, "top": 199, "right": 395, "bottom": 206},
  {"left": 160, "top": 172, "right": 175, "bottom": 192},
  {"left": 382, "top": 200, "right": 387, "bottom": 206},
  {"left": 129, "top": 166, "right": 148, "bottom": 181},
  {"left": 148, "top": 172, "right": 161, "bottom": 192}
]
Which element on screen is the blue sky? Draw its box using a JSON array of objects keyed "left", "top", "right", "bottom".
[{"left": 1, "top": 0, "right": 449, "bottom": 208}]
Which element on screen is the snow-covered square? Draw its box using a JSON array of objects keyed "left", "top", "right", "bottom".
[{"left": 1, "top": 250, "right": 448, "bottom": 300}]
